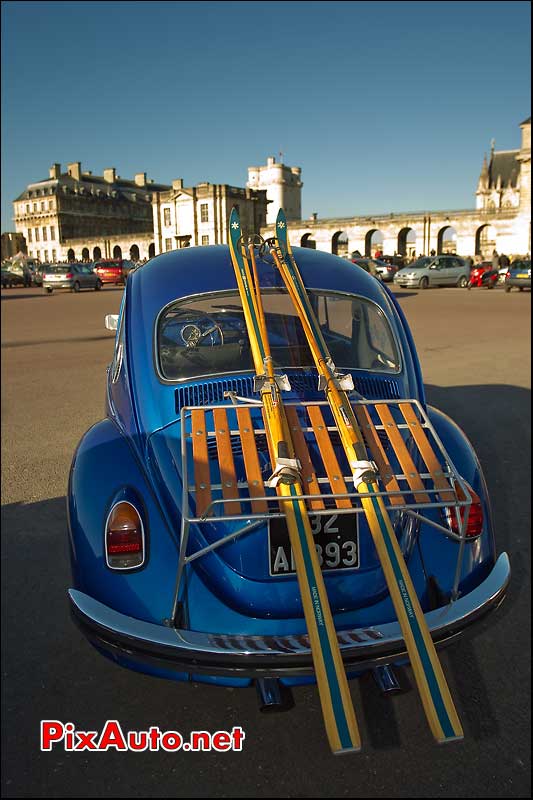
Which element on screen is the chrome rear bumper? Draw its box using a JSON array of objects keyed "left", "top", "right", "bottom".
[{"left": 69, "top": 552, "right": 510, "bottom": 678}]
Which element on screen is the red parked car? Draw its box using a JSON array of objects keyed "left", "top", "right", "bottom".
[{"left": 93, "top": 259, "right": 125, "bottom": 286}]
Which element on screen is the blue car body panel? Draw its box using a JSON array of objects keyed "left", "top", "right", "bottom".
[{"left": 68, "top": 245, "right": 509, "bottom": 687}]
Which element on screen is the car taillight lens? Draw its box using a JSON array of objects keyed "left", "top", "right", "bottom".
[
  {"left": 66, "top": 272, "right": 73, "bottom": 279},
  {"left": 506, "top": 271, "right": 511, "bottom": 279},
  {"left": 387, "top": 266, "right": 393, "bottom": 271},
  {"left": 105, "top": 501, "right": 145, "bottom": 569},
  {"left": 444, "top": 481, "right": 483, "bottom": 538}
]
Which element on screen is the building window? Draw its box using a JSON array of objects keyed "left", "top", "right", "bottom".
[
  {"left": 27, "top": 229, "right": 32, "bottom": 242},
  {"left": 201, "top": 235, "right": 209, "bottom": 246},
  {"left": 200, "top": 203, "right": 209, "bottom": 222},
  {"left": 48, "top": 201, "right": 54, "bottom": 210},
  {"left": 50, "top": 226, "right": 55, "bottom": 240},
  {"left": 42, "top": 227, "right": 47, "bottom": 241},
  {"left": 52, "top": 250, "right": 57, "bottom": 262},
  {"left": 35, "top": 228, "right": 40, "bottom": 242},
  {"left": 25, "top": 204, "right": 30, "bottom": 214},
  {"left": 40, "top": 202, "right": 45, "bottom": 211},
  {"left": 165, "top": 238, "right": 173, "bottom": 252},
  {"left": 28, "top": 251, "right": 33, "bottom": 258},
  {"left": 44, "top": 250, "right": 49, "bottom": 262},
  {"left": 33, "top": 203, "right": 37, "bottom": 212},
  {"left": 163, "top": 207, "right": 171, "bottom": 226}
]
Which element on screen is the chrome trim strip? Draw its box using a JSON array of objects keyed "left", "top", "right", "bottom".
[{"left": 69, "top": 552, "right": 509, "bottom": 677}]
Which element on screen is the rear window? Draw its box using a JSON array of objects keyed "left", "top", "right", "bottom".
[
  {"left": 96, "top": 261, "right": 122, "bottom": 269},
  {"left": 157, "top": 289, "right": 401, "bottom": 381},
  {"left": 45, "top": 265, "right": 67, "bottom": 273}
]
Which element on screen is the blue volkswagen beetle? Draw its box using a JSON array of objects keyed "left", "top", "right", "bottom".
[{"left": 67, "top": 245, "right": 510, "bottom": 718}]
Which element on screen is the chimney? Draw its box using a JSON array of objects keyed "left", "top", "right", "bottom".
[
  {"left": 134, "top": 172, "right": 147, "bottom": 187},
  {"left": 67, "top": 162, "right": 82, "bottom": 181},
  {"left": 49, "top": 163, "right": 61, "bottom": 179},
  {"left": 172, "top": 178, "right": 184, "bottom": 190},
  {"left": 103, "top": 168, "right": 116, "bottom": 183}
]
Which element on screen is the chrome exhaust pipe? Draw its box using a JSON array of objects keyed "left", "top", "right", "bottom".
[
  {"left": 372, "top": 665, "right": 402, "bottom": 694},
  {"left": 255, "top": 678, "right": 291, "bottom": 712}
]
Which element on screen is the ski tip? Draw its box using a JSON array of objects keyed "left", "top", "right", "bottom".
[{"left": 229, "top": 206, "right": 241, "bottom": 235}]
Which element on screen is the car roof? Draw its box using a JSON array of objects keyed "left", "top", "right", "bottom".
[{"left": 131, "top": 245, "right": 391, "bottom": 323}]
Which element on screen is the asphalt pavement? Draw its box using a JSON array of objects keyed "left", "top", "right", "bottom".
[{"left": 1, "top": 282, "right": 530, "bottom": 798}]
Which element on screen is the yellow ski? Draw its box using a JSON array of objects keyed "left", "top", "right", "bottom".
[
  {"left": 228, "top": 207, "right": 361, "bottom": 754},
  {"left": 272, "top": 208, "right": 463, "bottom": 744}
]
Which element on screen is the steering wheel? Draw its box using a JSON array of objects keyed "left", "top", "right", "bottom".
[{"left": 178, "top": 313, "right": 225, "bottom": 348}]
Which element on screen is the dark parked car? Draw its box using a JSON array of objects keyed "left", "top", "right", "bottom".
[
  {"left": 373, "top": 258, "right": 400, "bottom": 282},
  {"left": 504, "top": 260, "right": 531, "bottom": 292},
  {"left": 350, "top": 257, "right": 381, "bottom": 278},
  {"left": 379, "top": 254, "right": 406, "bottom": 269}
]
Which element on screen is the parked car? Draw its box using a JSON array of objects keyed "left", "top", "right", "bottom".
[
  {"left": 93, "top": 258, "right": 126, "bottom": 285},
  {"left": 1, "top": 263, "right": 32, "bottom": 288},
  {"left": 350, "top": 257, "right": 382, "bottom": 279},
  {"left": 42, "top": 264, "right": 103, "bottom": 293},
  {"left": 373, "top": 258, "right": 400, "bottom": 282},
  {"left": 504, "top": 260, "right": 531, "bottom": 292},
  {"left": 32, "top": 263, "right": 48, "bottom": 287},
  {"left": 379, "top": 254, "right": 406, "bottom": 270},
  {"left": 68, "top": 243, "right": 509, "bottom": 735},
  {"left": 394, "top": 255, "right": 469, "bottom": 289}
]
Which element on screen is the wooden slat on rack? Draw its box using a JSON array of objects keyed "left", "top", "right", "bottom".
[
  {"left": 213, "top": 408, "right": 241, "bottom": 515},
  {"left": 236, "top": 407, "right": 268, "bottom": 513},
  {"left": 374, "top": 404, "right": 430, "bottom": 504},
  {"left": 191, "top": 409, "right": 212, "bottom": 517},
  {"left": 398, "top": 403, "right": 455, "bottom": 503},
  {"left": 352, "top": 404, "right": 405, "bottom": 506},
  {"left": 286, "top": 406, "right": 325, "bottom": 510},
  {"left": 306, "top": 405, "right": 352, "bottom": 509}
]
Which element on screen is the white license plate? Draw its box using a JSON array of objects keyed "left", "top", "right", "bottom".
[{"left": 268, "top": 512, "right": 359, "bottom": 576}]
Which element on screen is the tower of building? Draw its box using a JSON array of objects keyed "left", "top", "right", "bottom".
[{"left": 247, "top": 156, "right": 303, "bottom": 225}]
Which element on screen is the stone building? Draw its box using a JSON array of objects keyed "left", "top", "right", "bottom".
[
  {"left": 246, "top": 156, "right": 303, "bottom": 225},
  {"left": 1, "top": 231, "right": 26, "bottom": 261},
  {"left": 12, "top": 162, "right": 170, "bottom": 262},
  {"left": 152, "top": 180, "right": 268, "bottom": 255},
  {"left": 262, "top": 117, "right": 531, "bottom": 259}
]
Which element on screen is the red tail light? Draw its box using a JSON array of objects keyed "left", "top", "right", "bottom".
[
  {"left": 444, "top": 481, "right": 483, "bottom": 537},
  {"left": 66, "top": 272, "right": 73, "bottom": 279},
  {"left": 42, "top": 274, "right": 46, "bottom": 280},
  {"left": 105, "top": 501, "right": 145, "bottom": 569},
  {"left": 506, "top": 271, "right": 511, "bottom": 279}
]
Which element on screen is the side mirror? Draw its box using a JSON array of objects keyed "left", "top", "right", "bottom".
[{"left": 105, "top": 314, "right": 119, "bottom": 331}]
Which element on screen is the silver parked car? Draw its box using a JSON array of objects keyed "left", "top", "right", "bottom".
[
  {"left": 43, "top": 264, "right": 103, "bottom": 294},
  {"left": 393, "top": 255, "right": 469, "bottom": 289}
]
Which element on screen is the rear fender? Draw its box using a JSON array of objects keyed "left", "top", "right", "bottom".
[
  {"left": 423, "top": 405, "right": 497, "bottom": 595},
  {"left": 68, "top": 418, "right": 179, "bottom": 625}
]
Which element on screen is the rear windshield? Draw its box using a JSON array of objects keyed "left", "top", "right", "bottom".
[
  {"left": 96, "top": 261, "right": 121, "bottom": 268},
  {"left": 44, "top": 265, "right": 68, "bottom": 273},
  {"left": 157, "top": 289, "right": 401, "bottom": 381}
]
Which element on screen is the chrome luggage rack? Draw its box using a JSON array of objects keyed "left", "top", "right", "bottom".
[{"left": 173, "top": 397, "right": 476, "bottom": 610}]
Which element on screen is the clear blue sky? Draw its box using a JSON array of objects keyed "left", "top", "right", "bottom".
[{"left": 1, "top": 1, "right": 530, "bottom": 231}]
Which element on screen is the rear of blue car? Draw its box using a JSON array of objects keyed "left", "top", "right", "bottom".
[{"left": 504, "top": 260, "right": 531, "bottom": 291}]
